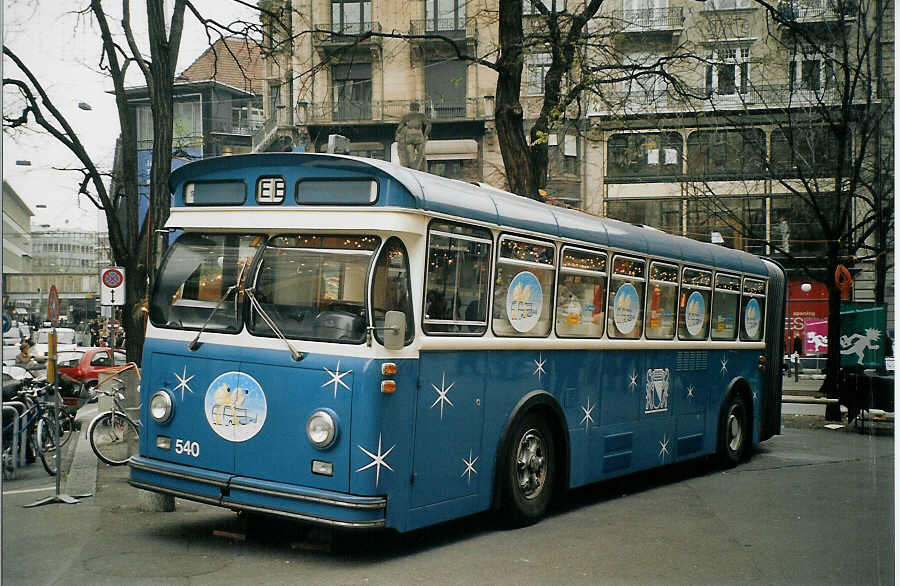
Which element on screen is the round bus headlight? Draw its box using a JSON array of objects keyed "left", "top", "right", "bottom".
[
  {"left": 306, "top": 410, "right": 337, "bottom": 449},
  {"left": 150, "top": 390, "right": 174, "bottom": 424}
]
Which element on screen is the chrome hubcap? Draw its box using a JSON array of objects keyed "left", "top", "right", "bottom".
[
  {"left": 728, "top": 408, "right": 743, "bottom": 452},
  {"left": 516, "top": 429, "right": 547, "bottom": 500}
]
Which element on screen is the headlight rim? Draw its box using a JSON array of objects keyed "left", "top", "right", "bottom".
[
  {"left": 306, "top": 409, "right": 338, "bottom": 450},
  {"left": 150, "top": 390, "right": 174, "bottom": 424}
]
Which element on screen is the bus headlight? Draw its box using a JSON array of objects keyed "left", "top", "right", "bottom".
[
  {"left": 150, "top": 390, "right": 174, "bottom": 424},
  {"left": 306, "top": 410, "right": 337, "bottom": 449}
]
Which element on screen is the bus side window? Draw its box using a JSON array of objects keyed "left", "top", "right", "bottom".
[
  {"left": 423, "top": 222, "right": 493, "bottom": 335},
  {"left": 711, "top": 273, "right": 741, "bottom": 340},
  {"left": 678, "top": 267, "right": 711, "bottom": 340},
  {"left": 740, "top": 278, "right": 766, "bottom": 341},
  {"left": 556, "top": 247, "right": 607, "bottom": 338},
  {"left": 493, "top": 236, "right": 555, "bottom": 337},
  {"left": 607, "top": 256, "right": 645, "bottom": 340},
  {"left": 645, "top": 262, "right": 678, "bottom": 340},
  {"left": 372, "top": 237, "right": 414, "bottom": 345}
]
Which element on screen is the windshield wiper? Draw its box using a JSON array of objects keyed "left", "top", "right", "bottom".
[
  {"left": 188, "top": 284, "right": 239, "bottom": 351},
  {"left": 245, "top": 289, "right": 304, "bottom": 361}
]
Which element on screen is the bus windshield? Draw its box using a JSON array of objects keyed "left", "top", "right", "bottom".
[
  {"left": 150, "top": 233, "right": 262, "bottom": 331},
  {"left": 248, "top": 235, "right": 379, "bottom": 344}
]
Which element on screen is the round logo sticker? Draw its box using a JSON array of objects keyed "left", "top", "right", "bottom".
[
  {"left": 613, "top": 283, "right": 640, "bottom": 335},
  {"left": 506, "top": 271, "right": 543, "bottom": 333},
  {"left": 744, "top": 298, "right": 761, "bottom": 338},
  {"left": 685, "top": 291, "right": 706, "bottom": 337},
  {"left": 204, "top": 372, "right": 267, "bottom": 442}
]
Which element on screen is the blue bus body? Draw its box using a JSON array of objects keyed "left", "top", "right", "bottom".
[{"left": 129, "top": 153, "right": 785, "bottom": 532}]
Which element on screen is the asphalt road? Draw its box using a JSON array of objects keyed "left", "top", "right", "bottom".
[{"left": 1, "top": 422, "right": 893, "bottom": 585}]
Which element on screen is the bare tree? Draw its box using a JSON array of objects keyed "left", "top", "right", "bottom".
[
  {"left": 673, "top": 0, "right": 893, "bottom": 417},
  {"left": 3, "top": 0, "right": 190, "bottom": 364}
]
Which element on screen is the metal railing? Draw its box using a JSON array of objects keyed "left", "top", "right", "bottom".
[
  {"left": 409, "top": 18, "right": 477, "bottom": 39},
  {"left": 610, "top": 7, "right": 684, "bottom": 32},
  {"left": 777, "top": 0, "right": 855, "bottom": 21},
  {"left": 251, "top": 105, "right": 294, "bottom": 151},
  {"left": 305, "top": 97, "right": 493, "bottom": 123},
  {"left": 588, "top": 83, "right": 870, "bottom": 116},
  {"left": 313, "top": 21, "right": 382, "bottom": 44},
  {"left": 208, "top": 117, "right": 264, "bottom": 136}
]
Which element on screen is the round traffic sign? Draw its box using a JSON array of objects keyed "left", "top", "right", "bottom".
[
  {"left": 48, "top": 285, "right": 60, "bottom": 322},
  {"left": 102, "top": 268, "right": 124, "bottom": 289}
]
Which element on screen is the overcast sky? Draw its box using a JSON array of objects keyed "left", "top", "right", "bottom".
[{"left": 2, "top": 0, "right": 257, "bottom": 231}]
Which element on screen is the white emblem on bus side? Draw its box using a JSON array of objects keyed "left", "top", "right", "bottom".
[{"left": 645, "top": 368, "right": 670, "bottom": 413}]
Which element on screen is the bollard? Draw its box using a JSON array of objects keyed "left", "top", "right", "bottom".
[
  {"left": 5, "top": 401, "right": 27, "bottom": 467},
  {"left": 3, "top": 405, "right": 21, "bottom": 478},
  {"left": 139, "top": 491, "right": 175, "bottom": 512}
]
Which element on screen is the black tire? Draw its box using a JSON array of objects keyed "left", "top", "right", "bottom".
[
  {"left": 36, "top": 409, "right": 73, "bottom": 452},
  {"left": 500, "top": 412, "right": 556, "bottom": 527},
  {"left": 88, "top": 412, "right": 139, "bottom": 466},
  {"left": 38, "top": 430, "right": 58, "bottom": 476},
  {"left": 718, "top": 393, "right": 749, "bottom": 466}
]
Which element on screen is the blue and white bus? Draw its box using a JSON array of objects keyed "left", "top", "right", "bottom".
[{"left": 129, "top": 153, "right": 785, "bottom": 532}]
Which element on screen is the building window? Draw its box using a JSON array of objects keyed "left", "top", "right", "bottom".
[
  {"left": 427, "top": 160, "right": 465, "bottom": 180},
  {"left": 706, "top": 47, "right": 750, "bottom": 96},
  {"left": 607, "top": 132, "right": 683, "bottom": 179},
  {"left": 331, "top": 0, "right": 372, "bottom": 34},
  {"left": 607, "top": 198, "right": 682, "bottom": 235},
  {"left": 136, "top": 105, "right": 153, "bottom": 146},
  {"left": 523, "top": 0, "right": 566, "bottom": 15},
  {"left": 269, "top": 83, "right": 281, "bottom": 116},
  {"left": 173, "top": 100, "right": 201, "bottom": 145},
  {"left": 526, "top": 53, "right": 552, "bottom": 95},
  {"left": 705, "top": 0, "right": 751, "bottom": 9},
  {"left": 686, "top": 128, "right": 766, "bottom": 178},
  {"left": 332, "top": 63, "right": 372, "bottom": 121},
  {"left": 425, "top": 0, "right": 465, "bottom": 32},
  {"left": 770, "top": 126, "right": 841, "bottom": 177},
  {"left": 686, "top": 195, "right": 766, "bottom": 255},
  {"left": 789, "top": 50, "right": 835, "bottom": 93}
]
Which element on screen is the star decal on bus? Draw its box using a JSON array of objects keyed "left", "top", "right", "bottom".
[
  {"left": 658, "top": 434, "right": 671, "bottom": 461},
  {"left": 461, "top": 449, "right": 479, "bottom": 486},
  {"left": 753, "top": 390, "right": 759, "bottom": 402},
  {"left": 533, "top": 353, "right": 546, "bottom": 381},
  {"left": 686, "top": 385, "right": 695, "bottom": 400},
  {"left": 580, "top": 396, "right": 595, "bottom": 433},
  {"left": 174, "top": 366, "right": 195, "bottom": 401},
  {"left": 430, "top": 372, "right": 455, "bottom": 420},
  {"left": 628, "top": 370, "right": 638, "bottom": 392},
  {"left": 322, "top": 361, "right": 352, "bottom": 398},
  {"left": 357, "top": 433, "right": 395, "bottom": 487},
  {"left": 720, "top": 357, "right": 728, "bottom": 375}
]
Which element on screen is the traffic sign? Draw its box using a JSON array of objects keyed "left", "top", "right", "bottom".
[
  {"left": 100, "top": 267, "right": 126, "bottom": 306},
  {"left": 48, "top": 285, "right": 60, "bottom": 322}
]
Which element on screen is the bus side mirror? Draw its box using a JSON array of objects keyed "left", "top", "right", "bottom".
[{"left": 383, "top": 311, "right": 406, "bottom": 350}]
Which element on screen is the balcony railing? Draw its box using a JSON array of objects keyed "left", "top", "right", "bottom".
[
  {"left": 409, "top": 18, "right": 477, "bottom": 39},
  {"left": 208, "top": 117, "right": 264, "bottom": 136},
  {"left": 587, "top": 83, "right": 870, "bottom": 116},
  {"left": 305, "top": 97, "right": 493, "bottom": 123},
  {"left": 610, "top": 7, "right": 684, "bottom": 32},
  {"left": 777, "top": 0, "right": 855, "bottom": 21},
  {"left": 313, "top": 21, "right": 382, "bottom": 45},
  {"left": 251, "top": 105, "right": 294, "bottom": 151}
]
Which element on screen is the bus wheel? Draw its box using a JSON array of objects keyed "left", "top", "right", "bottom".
[
  {"left": 501, "top": 412, "right": 555, "bottom": 527},
  {"left": 718, "top": 393, "right": 749, "bottom": 466}
]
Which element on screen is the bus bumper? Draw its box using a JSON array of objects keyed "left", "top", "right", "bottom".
[{"left": 129, "top": 456, "right": 387, "bottom": 529}]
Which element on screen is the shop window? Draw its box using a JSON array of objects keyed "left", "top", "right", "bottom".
[{"left": 607, "top": 132, "right": 682, "bottom": 179}]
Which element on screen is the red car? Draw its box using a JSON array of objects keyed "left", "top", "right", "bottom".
[{"left": 57, "top": 347, "right": 127, "bottom": 390}]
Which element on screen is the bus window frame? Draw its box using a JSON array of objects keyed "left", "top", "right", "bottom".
[
  {"left": 422, "top": 221, "right": 494, "bottom": 337},
  {"left": 678, "top": 266, "right": 712, "bottom": 341},
  {"left": 740, "top": 276, "right": 768, "bottom": 341},
  {"left": 255, "top": 175, "right": 286, "bottom": 205},
  {"left": 183, "top": 179, "right": 248, "bottom": 206},
  {"left": 492, "top": 233, "right": 557, "bottom": 338},
  {"left": 555, "top": 245, "right": 608, "bottom": 339},
  {"left": 369, "top": 236, "right": 415, "bottom": 347},
  {"left": 607, "top": 254, "right": 647, "bottom": 340},
  {"left": 644, "top": 260, "right": 679, "bottom": 340},
  {"left": 295, "top": 177, "right": 380, "bottom": 206},
  {"left": 710, "top": 272, "right": 742, "bottom": 341}
]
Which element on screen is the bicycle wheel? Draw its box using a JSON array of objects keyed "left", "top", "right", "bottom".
[
  {"left": 35, "top": 413, "right": 60, "bottom": 454},
  {"left": 88, "top": 412, "right": 139, "bottom": 466},
  {"left": 38, "top": 425, "right": 58, "bottom": 476}
]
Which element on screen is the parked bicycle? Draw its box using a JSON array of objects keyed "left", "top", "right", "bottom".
[
  {"left": 87, "top": 378, "right": 139, "bottom": 466},
  {"left": 3, "top": 381, "right": 66, "bottom": 477}
]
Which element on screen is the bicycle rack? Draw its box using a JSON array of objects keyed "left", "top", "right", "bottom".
[
  {"left": 5, "top": 401, "right": 28, "bottom": 468},
  {"left": 3, "top": 404, "right": 22, "bottom": 478}
]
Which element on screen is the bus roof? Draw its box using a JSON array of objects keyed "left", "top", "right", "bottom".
[{"left": 169, "top": 153, "right": 768, "bottom": 276}]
